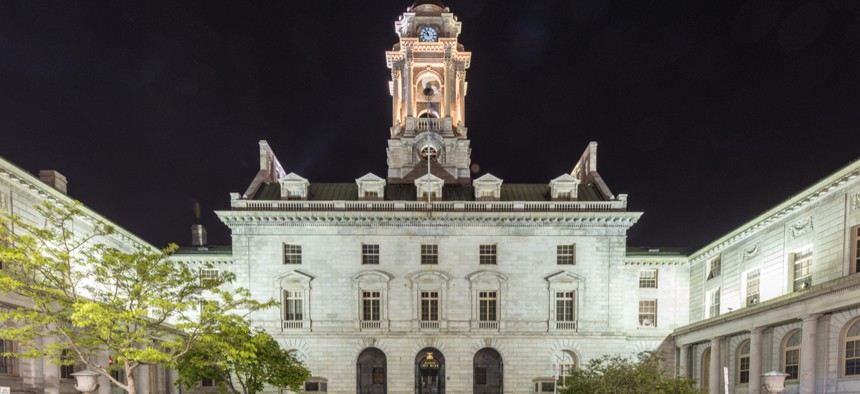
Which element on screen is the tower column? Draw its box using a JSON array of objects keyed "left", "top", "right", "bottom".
[
  {"left": 443, "top": 56, "right": 452, "bottom": 118},
  {"left": 457, "top": 69, "right": 466, "bottom": 126},
  {"left": 404, "top": 55, "right": 414, "bottom": 118},
  {"left": 392, "top": 68, "right": 402, "bottom": 127}
]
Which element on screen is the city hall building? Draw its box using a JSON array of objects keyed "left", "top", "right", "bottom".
[{"left": 2, "top": 1, "right": 860, "bottom": 394}]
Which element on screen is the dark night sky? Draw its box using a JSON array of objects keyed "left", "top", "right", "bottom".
[{"left": 1, "top": 1, "right": 858, "bottom": 249}]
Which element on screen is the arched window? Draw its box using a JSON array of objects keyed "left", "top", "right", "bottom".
[
  {"left": 783, "top": 330, "right": 802, "bottom": 381},
  {"left": 701, "top": 348, "right": 711, "bottom": 389},
  {"left": 844, "top": 318, "right": 860, "bottom": 376},
  {"left": 737, "top": 340, "right": 750, "bottom": 384},
  {"left": 557, "top": 350, "right": 577, "bottom": 387}
]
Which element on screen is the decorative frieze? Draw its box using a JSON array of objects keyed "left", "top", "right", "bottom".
[
  {"left": 743, "top": 243, "right": 761, "bottom": 261},
  {"left": 789, "top": 217, "right": 814, "bottom": 239},
  {"left": 851, "top": 193, "right": 860, "bottom": 213}
]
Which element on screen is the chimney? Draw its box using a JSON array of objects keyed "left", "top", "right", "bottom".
[
  {"left": 191, "top": 225, "right": 207, "bottom": 247},
  {"left": 38, "top": 170, "right": 68, "bottom": 195}
]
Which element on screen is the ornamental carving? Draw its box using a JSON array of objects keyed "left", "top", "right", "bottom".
[
  {"left": 788, "top": 217, "right": 814, "bottom": 238},
  {"left": 742, "top": 243, "right": 760, "bottom": 261},
  {"left": 852, "top": 193, "right": 860, "bottom": 213}
]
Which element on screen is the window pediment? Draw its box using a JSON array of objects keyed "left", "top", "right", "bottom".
[
  {"left": 466, "top": 270, "right": 508, "bottom": 283},
  {"left": 408, "top": 270, "right": 452, "bottom": 288},
  {"left": 278, "top": 270, "right": 314, "bottom": 288},
  {"left": 545, "top": 271, "right": 585, "bottom": 288},
  {"left": 353, "top": 270, "right": 395, "bottom": 290}
]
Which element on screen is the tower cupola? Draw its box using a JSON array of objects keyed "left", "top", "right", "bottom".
[{"left": 386, "top": 3, "right": 472, "bottom": 184}]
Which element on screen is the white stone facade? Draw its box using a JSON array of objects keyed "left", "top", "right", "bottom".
[
  {"left": 674, "top": 159, "right": 860, "bottom": 394},
  {"left": 0, "top": 157, "right": 178, "bottom": 394}
]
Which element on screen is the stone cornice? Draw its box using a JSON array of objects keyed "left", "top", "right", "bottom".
[
  {"left": 689, "top": 159, "right": 860, "bottom": 265},
  {"left": 216, "top": 210, "right": 642, "bottom": 229},
  {"left": 0, "top": 157, "right": 155, "bottom": 250}
]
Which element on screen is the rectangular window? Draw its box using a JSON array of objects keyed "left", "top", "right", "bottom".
[
  {"left": 60, "top": 351, "right": 76, "bottom": 379},
  {"left": 746, "top": 269, "right": 760, "bottom": 306},
  {"left": 479, "top": 291, "right": 497, "bottom": 321},
  {"left": 420, "top": 291, "right": 439, "bottom": 321},
  {"left": 846, "top": 338, "right": 860, "bottom": 375},
  {"left": 792, "top": 250, "right": 813, "bottom": 291},
  {"left": 283, "top": 290, "right": 303, "bottom": 321},
  {"left": 739, "top": 354, "right": 750, "bottom": 384},
  {"left": 362, "top": 291, "right": 381, "bottom": 321},
  {"left": 362, "top": 244, "right": 380, "bottom": 265},
  {"left": 556, "top": 291, "right": 575, "bottom": 321},
  {"left": 638, "top": 300, "right": 657, "bottom": 327},
  {"left": 199, "top": 268, "right": 219, "bottom": 283},
  {"left": 785, "top": 348, "right": 799, "bottom": 380},
  {"left": 707, "top": 288, "right": 720, "bottom": 318},
  {"left": 557, "top": 244, "right": 576, "bottom": 265},
  {"left": 201, "top": 378, "right": 215, "bottom": 387},
  {"left": 479, "top": 244, "right": 497, "bottom": 265},
  {"left": 0, "top": 339, "right": 14, "bottom": 374},
  {"left": 707, "top": 255, "right": 721, "bottom": 280},
  {"left": 304, "top": 381, "right": 328, "bottom": 392},
  {"left": 283, "top": 244, "right": 302, "bottom": 265},
  {"left": 639, "top": 269, "right": 658, "bottom": 288},
  {"left": 853, "top": 225, "right": 860, "bottom": 273},
  {"left": 421, "top": 244, "right": 438, "bottom": 265}
]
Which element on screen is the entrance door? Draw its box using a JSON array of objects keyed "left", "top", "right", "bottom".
[
  {"left": 357, "top": 348, "right": 387, "bottom": 394},
  {"left": 473, "top": 348, "right": 503, "bottom": 394},
  {"left": 415, "top": 348, "right": 445, "bottom": 394}
]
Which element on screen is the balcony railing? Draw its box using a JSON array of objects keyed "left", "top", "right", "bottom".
[
  {"left": 415, "top": 117, "right": 442, "bottom": 132},
  {"left": 234, "top": 200, "right": 627, "bottom": 213},
  {"left": 555, "top": 320, "right": 577, "bottom": 331},
  {"left": 475, "top": 320, "right": 499, "bottom": 330},
  {"left": 282, "top": 320, "right": 304, "bottom": 330},
  {"left": 420, "top": 320, "right": 440, "bottom": 329},
  {"left": 360, "top": 320, "right": 382, "bottom": 330}
]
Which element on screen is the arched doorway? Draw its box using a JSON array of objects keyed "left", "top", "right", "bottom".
[
  {"left": 415, "top": 348, "right": 445, "bottom": 394},
  {"left": 473, "top": 348, "right": 503, "bottom": 394},
  {"left": 357, "top": 348, "right": 387, "bottom": 394}
]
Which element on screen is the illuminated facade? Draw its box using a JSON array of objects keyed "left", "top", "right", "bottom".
[
  {"left": 0, "top": 159, "right": 178, "bottom": 394},
  {"left": 204, "top": 2, "right": 689, "bottom": 394},
  {"left": 673, "top": 159, "right": 860, "bottom": 394}
]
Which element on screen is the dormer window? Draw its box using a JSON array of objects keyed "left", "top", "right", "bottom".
[
  {"left": 415, "top": 173, "right": 443, "bottom": 201},
  {"left": 549, "top": 174, "right": 580, "bottom": 201},
  {"left": 356, "top": 173, "right": 386, "bottom": 201},
  {"left": 278, "top": 172, "right": 310, "bottom": 201},
  {"left": 473, "top": 173, "right": 503, "bottom": 201}
]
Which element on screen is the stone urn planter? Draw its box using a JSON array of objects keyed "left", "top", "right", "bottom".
[
  {"left": 70, "top": 370, "right": 101, "bottom": 393},
  {"left": 761, "top": 371, "right": 789, "bottom": 393}
]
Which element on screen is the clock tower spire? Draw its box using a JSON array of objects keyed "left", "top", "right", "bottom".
[{"left": 386, "top": 1, "right": 472, "bottom": 184}]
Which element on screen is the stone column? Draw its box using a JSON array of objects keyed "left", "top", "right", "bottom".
[
  {"left": 443, "top": 56, "right": 452, "bottom": 118},
  {"left": 710, "top": 337, "right": 722, "bottom": 394},
  {"left": 679, "top": 344, "right": 690, "bottom": 378},
  {"left": 750, "top": 327, "right": 764, "bottom": 394},
  {"left": 800, "top": 315, "right": 820, "bottom": 394},
  {"left": 392, "top": 68, "right": 401, "bottom": 127},
  {"left": 457, "top": 69, "right": 466, "bottom": 125},
  {"left": 404, "top": 55, "right": 414, "bottom": 117}
]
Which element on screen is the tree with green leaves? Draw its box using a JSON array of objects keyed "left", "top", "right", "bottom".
[
  {"left": 558, "top": 352, "right": 704, "bottom": 394},
  {"left": 176, "top": 313, "right": 310, "bottom": 394},
  {"left": 0, "top": 201, "right": 273, "bottom": 394}
]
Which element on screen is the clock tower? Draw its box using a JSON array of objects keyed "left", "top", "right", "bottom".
[{"left": 386, "top": 0, "right": 472, "bottom": 184}]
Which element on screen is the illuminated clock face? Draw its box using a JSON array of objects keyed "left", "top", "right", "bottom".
[{"left": 419, "top": 26, "right": 438, "bottom": 42}]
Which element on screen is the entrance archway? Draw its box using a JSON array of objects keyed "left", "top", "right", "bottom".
[
  {"left": 357, "top": 348, "right": 387, "bottom": 394},
  {"left": 415, "top": 348, "right": 445, "bottom": 394},
  {"left": 473, "top": 348, "right": 503, "bottom": 394}
]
